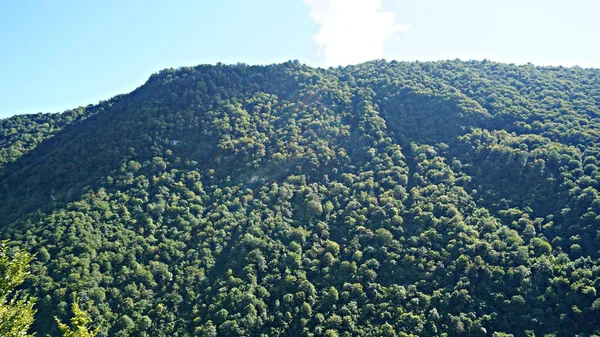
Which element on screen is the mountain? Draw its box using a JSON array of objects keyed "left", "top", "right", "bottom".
[{"left": 1, "top": 60, "right": 599, "bottom": 336}]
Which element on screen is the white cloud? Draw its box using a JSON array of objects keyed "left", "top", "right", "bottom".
[{"left": 304, "top": 0, "right": 408, "bottom": 67}]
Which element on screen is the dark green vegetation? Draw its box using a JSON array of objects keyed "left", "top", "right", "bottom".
[{"left": 1, "top": 60, "right": 599, "bottom": 336}]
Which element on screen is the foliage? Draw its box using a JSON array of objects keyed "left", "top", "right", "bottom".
[
  {"left": 0, "top": 60, "right": 599, "bottom": 336},
  {"left": 0, "top": 241, "right": 36, "bottom": 337},
  {"left": 56, "top": 297, "right": 99, "bottom": 337}
]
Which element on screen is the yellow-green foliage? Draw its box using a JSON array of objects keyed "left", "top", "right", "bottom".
[
  {"left": 0, "top": 241, "right": 36, "bottom": 337},
  {"left": 56, "top": 299, "right": 100, "bottom": 337}
]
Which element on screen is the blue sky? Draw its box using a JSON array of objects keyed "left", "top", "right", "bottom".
[{"left": 1, "top": 0, "right": 599, "bottom": 118}]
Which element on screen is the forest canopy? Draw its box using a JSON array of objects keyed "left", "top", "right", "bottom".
[{"left": 0, "top": 60, "right": 599, "bottom": 336}]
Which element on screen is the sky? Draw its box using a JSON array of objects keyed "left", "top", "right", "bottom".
[{"left": 1, "top": 0, "right": 599, "bottom": 118}]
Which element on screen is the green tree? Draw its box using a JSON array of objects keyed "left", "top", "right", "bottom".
[
  {"left": 0, "top": 241, "right": 36, "bottom": 337},
  {"left": 56, "top": 298, "right": 99, "bottom": 337}
]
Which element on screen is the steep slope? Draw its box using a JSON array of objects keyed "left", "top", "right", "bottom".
[{"left": 1, "top": 60, "right": 599, "bottom": 337}]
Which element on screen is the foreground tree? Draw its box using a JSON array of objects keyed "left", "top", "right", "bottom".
[
  {"left": 0, "top": 241, "right": 36, "bottom": 337},
  {"left": 56, "top": 298, "right": 100, "bottom": 337}
]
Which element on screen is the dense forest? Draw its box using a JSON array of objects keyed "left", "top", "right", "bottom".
[{"left": 0, "top": 60, "right": 599, "bottom": 336}]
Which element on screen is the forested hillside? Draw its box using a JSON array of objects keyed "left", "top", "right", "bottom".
[{"left": 1, "top": 60, "right": 599, "bottom": 336}]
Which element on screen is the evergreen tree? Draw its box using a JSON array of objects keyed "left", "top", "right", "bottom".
[{"left": 0, "top": 241, "right": 36, "bottom": 337}]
